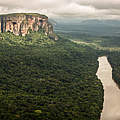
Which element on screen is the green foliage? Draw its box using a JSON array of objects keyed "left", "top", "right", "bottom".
[
  {"left": 0, "top": 32, "right": 55, "bottom": 47},
  {"left": 59, "top": 32, "right": 120, "bottom": 51},
  {"left": 34, "top": 110, "right": 42, "bottom": 114},
  {"left": 108, "top": 52, "right": 120, "bottom": 87},
  {"left": 0, "top": 33, "right": 103, "bottom": 120},
  {"left": 0, "top": 13, "right": 48, "bottom": 19}
]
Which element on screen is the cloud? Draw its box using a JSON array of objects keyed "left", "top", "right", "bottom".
[
  {"left": 0, "top": 0, "right": 70, "bottom": 9},
  {"left": 76, "top": 0, "right": 120, "bottom": 10},
  {"left": 50, "top": 3, "right": 96, "bottom": 17},
  {"left": 0, "top": 0, "right": 120, "bottom": 19}
]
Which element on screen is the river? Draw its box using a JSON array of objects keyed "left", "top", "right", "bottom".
[{"left": 96, "top": 56, "right": 120, "bottom": 120}]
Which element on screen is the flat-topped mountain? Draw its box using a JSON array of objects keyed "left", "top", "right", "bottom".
[{"left": 0, "top": 13, "right": 58, "bottom": 40}]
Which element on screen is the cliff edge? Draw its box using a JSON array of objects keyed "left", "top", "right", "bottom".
[{"left": 0, "top": 13, "right": 58, "bottom": 40}]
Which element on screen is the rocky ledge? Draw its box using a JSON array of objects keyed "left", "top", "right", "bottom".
[{"left": 0, "top": 13, "right": 58, "bottom": 40}]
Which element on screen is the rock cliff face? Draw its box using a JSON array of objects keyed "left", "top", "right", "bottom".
[{"left": 0, "top": 13, "right": 58, "bottom": 40}]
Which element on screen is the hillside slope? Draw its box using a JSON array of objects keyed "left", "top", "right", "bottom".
[{"left": 0, "top": 32, "right": 103, "bottom": 120}]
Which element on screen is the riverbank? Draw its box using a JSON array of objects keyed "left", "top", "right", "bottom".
[{"left": 96, "top": 56, "right": 120, "bottom": 120}]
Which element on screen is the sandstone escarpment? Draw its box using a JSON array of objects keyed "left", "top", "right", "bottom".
[{"left": 0, "top": 13, "right": 58, "bottom": 40}]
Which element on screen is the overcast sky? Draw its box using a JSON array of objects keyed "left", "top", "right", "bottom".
[{"left": 0, "top": 0, "right": 120, "bottom": 19}]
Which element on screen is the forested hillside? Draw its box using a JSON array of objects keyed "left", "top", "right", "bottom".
[
  {"left": 0, "top": 32, "right": 103, "bottom": 120},
  {"left": 108, "top": 52, "right": 120, "bottom": 87}
]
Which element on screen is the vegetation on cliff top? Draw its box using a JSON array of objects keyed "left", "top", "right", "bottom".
[
  {"left": 0, "top": 13, "right": 48, "bottom": 18},
  {"left": 0, "top": 31, "right": 55, "bottom": 47}
]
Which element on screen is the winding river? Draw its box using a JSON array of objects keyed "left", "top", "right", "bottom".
[{"left": 96, "top": 56, "right": 120, "bottom": 120}]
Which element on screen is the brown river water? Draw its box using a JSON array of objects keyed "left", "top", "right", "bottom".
[{"left": 96, "top": 56, "right": 120, "bottom": 120}]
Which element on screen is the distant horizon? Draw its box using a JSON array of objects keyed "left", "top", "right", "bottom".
[{"left": 1, "top": 12, "right": 120, "bottom": 21}]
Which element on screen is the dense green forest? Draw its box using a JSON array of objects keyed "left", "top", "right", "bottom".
[
  {"left": 0, "top": 32, "right": 103, "bottom": 120},
  {"left": 55, "top": 20, "right": 120, "bottom": 120},
  {"left": 107, "top": 52, "right": 120, "bottom": 87},
  {"left": 60, "top": 30, "right": 120, "bottom": 89}
]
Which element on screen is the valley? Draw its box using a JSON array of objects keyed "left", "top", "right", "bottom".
[
  {"left": 54, "top": 19, "right": 120, "bottom": 120},
  {"left": 0, "top": 14, "right": 120, "bottom": 120},
  {"left": 0, "top": 0, "right": 120, "bottom": 120}
]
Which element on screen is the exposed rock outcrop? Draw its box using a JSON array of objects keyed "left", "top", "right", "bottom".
[{"left": 0, "top": 13, "right": 58, "bottom": 40}]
